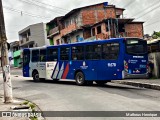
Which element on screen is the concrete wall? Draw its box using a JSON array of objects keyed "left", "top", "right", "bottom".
[
  {"left": 70, "top": 31, "right": 83, "bottom": 43},
  {"left": 30, "top": 23, "right": 49, "bottom": 47},
  {"left": 148, "top": 52, "right": 160, "bottom": 78},
  {"left": 19, "top": 23, "right": 49, "bottom": 48}
]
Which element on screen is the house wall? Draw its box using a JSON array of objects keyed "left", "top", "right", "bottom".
[
  {"left": 30, "top": 23, "right": 48, "bottom": 47},
  {"left": 148, "top": 52, "right": 160, "bottom": 78},
  {"left": 53, "top": 34, "right": 61, "bottom": 45},
  {"left": 125, "top": 23, "right": 144, "bottom": 38},
  {"left": 70, "top": 31, "right": 83, "bottom": 43},
  {"left": 19, "top": 23, "right": 49, "bottom": 48},
  {"left": 61, "top": 5, "right": 116, "bottom": 37},
  {"left": 81, "top": 5, "right": 116, "bottom": 25},
  {"left": 115, "top": 9, "right": 124, "bottom": 17}
]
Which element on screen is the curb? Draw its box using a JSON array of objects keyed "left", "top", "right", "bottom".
[
  {"left": 0, "top": 95, "right": 46, "bottom": 120},
  {"left": 15, "top": 97, "right": 46, "bottom": 120},
  {"left": 112, "top": 81, "right": 160, "bottom": 91}
]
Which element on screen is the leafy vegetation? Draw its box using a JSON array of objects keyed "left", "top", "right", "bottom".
[{"left": 152, "top": 31, "right": 160, "bottom": 39}]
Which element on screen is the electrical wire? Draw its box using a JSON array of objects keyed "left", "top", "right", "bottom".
[
  {"left": 130, "top": 0, "right": 160, "bottom": 18},
  {"left": 31, "top": 0, "right": 69, "bottom": 11},
  {"left": 135, "top": 3, "right": 160, "bottom": 20},
  {"left": 3, "top": 6, "right": 51, "bottom": 19},
  {"left": 144, "top": 19, "right": 160, "bottom": 27},
  {"left": 17, "top": 0, "right": 66, "bottom": 15},
  {"left": 123, "top": 0, "right": 135, "bottom": 8}
]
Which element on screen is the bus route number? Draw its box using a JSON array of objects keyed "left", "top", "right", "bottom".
[{"left": 108, "top": 63, "right": 116, "bottom": 67}]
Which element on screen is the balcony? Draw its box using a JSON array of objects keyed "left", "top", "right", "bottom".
[
  {"left": 48, "top": 26, "right": 59, "bottom": 37},
  {"left": 61, "top": 23, "right": 77, "bottom": 37},
  {"left": 19, "top": 37, "right": 32, "bottom": 47},
  {"left": 20, "top": 40, "right": 23, "bottom": 44}
]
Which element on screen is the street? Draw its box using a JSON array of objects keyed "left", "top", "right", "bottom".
[{"left": 1, "top": 68, "right": 160, "bottom": 120}]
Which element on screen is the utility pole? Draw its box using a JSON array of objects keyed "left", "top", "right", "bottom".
[{"left": 0, "top": 0, "right": 13, "bottom": 103}]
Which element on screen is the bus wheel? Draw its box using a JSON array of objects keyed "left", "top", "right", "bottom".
[
  {"left": 33, "top": 71, "right": 40, "bottom": 82},
  {"left": 75, "top": 72, "right": 86, "bottom": 86},
  {"left": 95, "top": 81, "right": 107, "bottom": 86}
]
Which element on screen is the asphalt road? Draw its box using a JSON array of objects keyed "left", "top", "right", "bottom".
[{"left": 0, "top": 68, "right": 160, "bottom": 120}]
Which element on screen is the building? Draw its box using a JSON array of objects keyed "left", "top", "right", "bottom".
[
  {"left": 47, "top": 2, "right": 144, "bottom": 45},
  {"left": 47, "top": 17, "right": 63, "bottom": 45},
  {"left": 19, "top": 22, "right": 49, "bottom": 48},
  {"left": 9, "top": 41, "right": 21, "bottom": 67}
]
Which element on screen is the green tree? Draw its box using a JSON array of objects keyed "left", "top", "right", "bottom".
[{"left": 152, "top": 31, "right": 160, "bottom": 39}]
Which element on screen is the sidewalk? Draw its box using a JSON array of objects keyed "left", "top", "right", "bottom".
[
  {"left": 0, "top": 95, "right": 29, "bottom": 120},
  {"left": 112, "top": 79, "right": 160, "bottom": 90},
  {"left": 0, "top": 67, "right": 21, "bottom": 73}
]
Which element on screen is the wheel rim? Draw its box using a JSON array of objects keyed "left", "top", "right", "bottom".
[
  {"left": 35, "top": 74, "right": 39, "bottom": 80},
  {"left": 77, "top": 75, "right": 83, "bottom": 84}
]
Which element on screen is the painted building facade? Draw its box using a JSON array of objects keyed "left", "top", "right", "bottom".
[{"left": 47, "top": 2, "right": 144, "bottom": 45}]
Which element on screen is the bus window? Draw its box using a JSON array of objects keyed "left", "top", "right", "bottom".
[
  {"left": 23, "top": 50, "right": 30, "bottom": 66},
  {"left": 31, "top": 50, "right": 39, "bottom": 62},
  {"left": 102, "top": 43, "right": 119, "bottom": 60},
  {"left": 47, "top": 48, "right": 58, "bottom": 61},
  {"left": 72, "top": 46, "right": 84, "bottom": 60},
  {"left": 60, "top": 47, "right": 70, "bottom": 60},
  {"left": 126, "top": 39, "right": 147, "bottom": 55},
  {"left": 40, "top": 49, "right": 46, "bottom": 62},
  {"left": 85, "top": 45, "right": 102, "bottom": 60}
]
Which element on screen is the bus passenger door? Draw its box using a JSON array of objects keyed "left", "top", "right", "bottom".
[{"left": 23, "top": 49, "right": 30, "bottom": 77}]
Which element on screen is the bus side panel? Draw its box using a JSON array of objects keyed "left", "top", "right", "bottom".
[
  {"left": 50, "top": 61, "right": 70, "bottom": 80},
  {"left": 67, "top": 61, "right": 97, "bottom": 81},
  {"left": 97, "top": 41, "right": 124, "bottom": 80},
  {"left": 46, "top": 62, "right": 57, "bottom": 79},
  {"left": 38, "top": 62, "right": 46, "bottom": 78}
]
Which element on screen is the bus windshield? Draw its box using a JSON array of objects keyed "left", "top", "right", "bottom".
[{"left": 126, "top": 39, "right": 147, "bottom": 55}]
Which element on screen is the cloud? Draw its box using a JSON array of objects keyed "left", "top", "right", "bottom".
[{"left": 2, "top": 0, "right": 160, "bottom": 42}]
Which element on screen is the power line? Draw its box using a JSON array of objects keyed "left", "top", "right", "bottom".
[
  {"left": 17, "top": 0, "right": 66, "bottom": 15},
  {"left": 130, "top": 0, "right": 160, "bottom": 18},
  {"left": 31, "top": 0, "right": 69, "bottom": 11},
  {"left": 3, "top": 6, "right": 51, "bottom": 19},
  {"left": 123, "top": 0, "right": 135, "bottom": 8},
  {"left": 135, "top": 3, "right": 160, "bottom": 20},
  {"left": 145, "top": 19, "right": 160, "bottom": 27}
]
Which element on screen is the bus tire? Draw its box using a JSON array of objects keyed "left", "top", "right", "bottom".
[
  {"left": 95, "top": 81, "right": 107, "bottom": 86},
  {"left": 33, "top": 71, "right": 40, "bottom": 82},
  {"left": 75, "top": 72, "right": 86, "bottom": 86}
]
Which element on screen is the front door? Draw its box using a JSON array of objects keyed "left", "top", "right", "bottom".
[{"left": 23, "top": 49, "right": 30, "bottom": 77}]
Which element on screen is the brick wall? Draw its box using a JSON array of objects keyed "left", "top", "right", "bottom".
[
  {"left": 125, "top": 23, "right": 143, "bottom": 38},
  {"left": 60, "top": 23, "right": 77, "bottom": 37},
  {"left": 81, "top": 5, "right": 116, "bottom": 25},
  {"left": 116, "top": 9, "right": 123, "bottom": 16}
]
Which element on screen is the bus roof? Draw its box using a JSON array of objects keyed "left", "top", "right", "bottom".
[
  {"left": 23, "top": 37, "right": 144, "bottom": 50},
  {"left": 48, "top": 38, "right": 125, "bottom": 49}
]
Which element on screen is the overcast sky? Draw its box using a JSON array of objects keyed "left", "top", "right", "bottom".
[{"left": 2, "top": 0, "right": 160, "bottom": 42}]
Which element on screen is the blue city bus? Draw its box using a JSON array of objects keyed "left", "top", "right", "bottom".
[{"left": 22, "top": 38, "right": 148, "bottom": 85}]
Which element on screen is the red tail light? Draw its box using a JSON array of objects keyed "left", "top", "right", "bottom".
[{"left": 124, "top": 60, "right": 128, "bottom": 72}]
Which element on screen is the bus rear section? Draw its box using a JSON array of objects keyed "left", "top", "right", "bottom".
[
  {"left": 123, "top": 38, "right": 148, "bottom": 79},
  {"left": 22, "top": 48, "right": 58, "bottom": 81}
]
